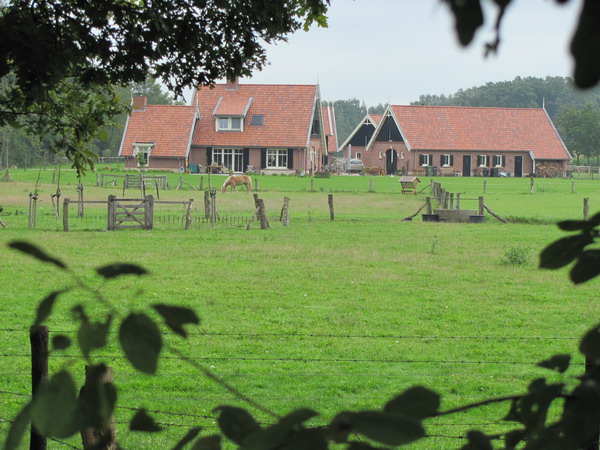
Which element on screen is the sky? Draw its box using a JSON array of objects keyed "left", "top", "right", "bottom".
[{"left": 234, "top": 0, "right": 582, "bottom": 106}]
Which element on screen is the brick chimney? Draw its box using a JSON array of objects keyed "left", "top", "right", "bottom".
[
  {"left": 132, "top": 95, "right": 148, "bottom": 111},
  {"left": 225, "top": 77, "right": 240, "bottom": 91}
]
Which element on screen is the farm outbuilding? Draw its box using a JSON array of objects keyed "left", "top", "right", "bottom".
[{"left": 339, "top": 105, "right": 571, "bottom": 177}]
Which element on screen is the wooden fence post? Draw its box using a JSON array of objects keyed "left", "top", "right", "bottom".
[
  {"left": 530, "top": 177, "right": 535, "bottom": 193},
  {"left": 483, "top": 179, "right": 487, "bottom": 194},
  {"left": 145, "top": 195, "right": 154, "bottom": 230},
  {"left": 185, "top": 199, "right": 193, "bottom": 230},
  {"left": 96, "top": 173, "right": 101, "bottom": 187},
  {"left": 199, "top": 176, "right": 204, "bottom": 191},
  {"left": 280, "top": 197, "right": 290, "bottom": 226},
  {"left": 584, "top": 198, "right": 590, "bottom": 221},
  {"left": 28, "top": 193, "right": 38, "bottom": 228},
  {"left": 426, "top": 197, "right": 432, "bottom": 214},
  {"left": 30, "top": 325, "right": 48, "bottom": 450},
  {"left": 444, "top": 191, "right": 450, "bottom": 209},
  {"left": 369, "top": 178, "right": 373, "bottom": 193},
  {"left": 80, "top": 365, "right": 116, "bottom": 450},
  {"left": 77, "top": 184, "right": 84, "bottom": 218},
  {"left": 254, "top": 178, "right": 259, "bottom": 192},
  {"left": 310, "top": 178, "right": 314, "bottom": 192},
  {"left": 478, "top": 196, "right": 485, "bottom": 216},
  {"left": 107, "top": 195, "right": 115, "bottom": 231},
  {"left": 204, "top": 190, "right": 211, "bottom": 219},
  {"left": 450, "top": 193, "right": 454, "bottom": 209},
  {"left": 328, "top": 194, "right": 334, "bottom": 221},
  {"left": 456, "top": 193, "right": 461, "bottom": 210},
  {"left": 210, "top": 188, "right": 217, "bottom": 227},
  {"left": 63, "top": 198, "right": 70, "bottom": 232},
  {"left": 572, "top": 182, "right": 575, "bottom": 194},
  {"left": 256, "top": 199, "right": 270, "bottom": 229}
]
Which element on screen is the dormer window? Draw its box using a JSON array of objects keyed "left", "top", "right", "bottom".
[{"left": 217, "top": 117, "right": 243, "bottom": 131}]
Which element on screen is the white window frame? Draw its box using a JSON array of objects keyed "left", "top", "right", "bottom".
[
  {"left": 400, "top": 151, "right": 405, "bottom": 160},
  {"left": 133, "top": 143, "right": 153, "bottom": 167},
  {"left": 441, "top": 154, "right": 452, "bottom": 167},
  {"left": 378, "top": 151, "right": 383, "bottom": 159},
  {"left": 478, "top": 155, "right": 488, "bottom": 167},
  {"left": 494, "top": 155, "right": 505, "bottom": 167},
  {"left": 216, "top": 116, "right": 243, "bottom": 132},
  {"left": 420, "top": 154, "right": 431, "bottom": 167},
  {"left": 355, "top": 152, "right": 362, "bottom": 160},
  {"left": 212, "top": 148, "right": 244, "bottom": 172},
  {"left": 266, "top": 149, "right": 288, "bottom": 169}
]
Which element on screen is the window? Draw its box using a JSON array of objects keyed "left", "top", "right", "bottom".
[
  {"left": 493, "top": 155, "right": 506, "bottom": 167},
  {"left": 267, "top": 149, "right": 288, "bottom": 169},
  {"left": 419, "top": 153, "right": 431, "bottom": 167},
  {"left": 378, "top": 151, "right": 383, "bottom": 160},
  {"left": 133, "top": 143, "right": 153, "bottom": 167},
  {"left": 251, "top": 114, "right": 264, "bottom": 126},
  {"left": 400, "top": 152, "right": 405, "bottom": 160},
  {"left": 212, "top": 148, "right": 244, "bottom": 172},
  {"left": 355, "top": 152, "right": 362, "bottom": 160},
  {"left": 216, "top": 117, "right": 243, "bottom": 131},
  {"left": 477, "top": 155, "right": 489, "bottom": 167},
  {"left": 441, "top": 154, "right": 454, "bottom": 167}
]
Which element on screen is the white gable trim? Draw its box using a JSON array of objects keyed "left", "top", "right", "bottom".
[{"left": 337, "top": 113, "right": 378, "bottom": 151}]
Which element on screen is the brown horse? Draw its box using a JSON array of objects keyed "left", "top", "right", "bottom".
[{"left": 221, "top": 175, "right": 252, "bottom": 193}]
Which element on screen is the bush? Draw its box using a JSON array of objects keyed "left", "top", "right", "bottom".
[{"left": 502, "top": 246, "right": 531, "bottom": 266}]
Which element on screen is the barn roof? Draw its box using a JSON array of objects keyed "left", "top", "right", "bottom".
[
  {"left": 387, "top": 105, "right": 571, "bottom": 160},
  {"left": 192, "top": 84, "right": 319, "bottom": 148},
  {"left": 119, "top": 105, "right": 197, "bottom": 158},
  {"left": 322, "top": 104, "right": 338, "bottom": 152}
]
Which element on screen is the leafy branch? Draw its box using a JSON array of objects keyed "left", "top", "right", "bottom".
[{"left": 5, "top": 233, "right": 600, "bottom": 449}]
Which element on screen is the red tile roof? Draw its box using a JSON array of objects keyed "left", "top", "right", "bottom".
[
  {"left": 213, "top": 96, "right": 253, "bottom": 116},
  {"left": 389, "top": 105, "right": 570, "bottom": 160},
  {"left": 321, "top": 105, "right": 338, "bottom": 152},
  {"left": 368, "top": 114, "right": 383, "bottom": 126},
  {"left": 192, "top": 84, "right": 318, "bottom": 148},
  {"left": 119, "top": 105, "right": 197, "bottom": 158}
]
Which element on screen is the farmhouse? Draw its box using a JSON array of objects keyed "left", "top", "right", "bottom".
[
  {"left": 119, "top": 80, "right": 337, "bottom": 174},
  {"left": 339, "top": 105, "right": 571, "bottom": 177}
]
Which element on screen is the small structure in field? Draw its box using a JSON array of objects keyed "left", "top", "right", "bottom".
[{"left": 399, "top": 176, "right": 420, "bottom": 194}]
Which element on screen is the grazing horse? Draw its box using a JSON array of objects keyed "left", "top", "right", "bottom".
[{"left": 221, "top": 175, "right": 252, "bottom": 193}]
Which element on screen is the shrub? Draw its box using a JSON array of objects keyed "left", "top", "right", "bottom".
[{"left": 502, "top": 246, "right": 531, "bottom": 266}]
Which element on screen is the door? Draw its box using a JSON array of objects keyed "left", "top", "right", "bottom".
[
  {"left": 462, "top": 155, "right": 471, "bottom": 177},
  {"left": 385, "top": 149, "right": 398, "bottom": 175},
  {"left": 514, "top": 156, "right": 523, "bottom": 177}
]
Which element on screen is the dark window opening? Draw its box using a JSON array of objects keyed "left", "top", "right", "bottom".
[{"left": 251, "top": 114, "right": 264, "bottom": 126}]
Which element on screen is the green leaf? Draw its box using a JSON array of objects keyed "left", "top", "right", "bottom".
[
  {"left": 130, "top": 409, "right": 162, "bottom": 432},
  {"left": 445, "top": 0, "right": 484, "bottom": 46},
  {"left": 339, "top": 411, "right": 424, "bottom": 447},
  {"left": 241, "top": 408, "right": 319, "bottom": 450},
  {"left": 96, "top": 263, "right": 148, "bottom": 279},
  {"left": 172, "top": 427, "right": 202, "bottom": 450},
  {"left": 537, "top": 354, "right": 571, "bottom": 373},
  {"left": 73, "top": 306, "right": 112, "bottom": 360},
  {"left": 119, "top": 313, "right": 162, "bottom": 374},
  {"left": 570, "top": 249, "right": 600, "bottom": 284},
  {"left": 559, "top": 379, "right": 600, "bottom": 447},
  {"left": 461, "top": 430, "right": 492, "bottom": 450},
  {"left": 31, "top": 371, "right": 79, "bottom": 438},
  {"left": 52, "top": 335, "right": 71, "bottom": 350},
  {"left": 504, "top": 429, "right": 526, "bottom": 449},
  {"left": 214, "top": 406, "right": 260, "bottom": 445},
  {"left": 580, "top": 324, "right": 600, "bottom": 361},
  {"left": 384, "top": 386, "right": 440, "bottom": 419},
  {"left": 570, "top": 0, "right": 600, "bottom": 88},
  {"left": 539, "top": 234, "right": 593, "bottom": 269},
  {"left": 557, "top": 219, "right": 590, "bottom": 231},
  {"left": 191, "top": 434, "right": 221, "bottom": 450},
  {"left": 153, "top": 304, "right": 200, "bottom": 337},
  {"left": 33, "top": 290, "right": 65, "bottom": 326},
  {"left": 4, "top": 402, "right": 32, "bottom": 450},
  {"left": 8, "top": 241, "right": 66, "bottom": 270},
  {"left": 276, "top": 429, "right": 328, "bottom": 450}
]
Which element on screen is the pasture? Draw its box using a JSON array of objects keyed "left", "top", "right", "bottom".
[{"left": 1, "top": 169, "right": 599, "bottom": 448}]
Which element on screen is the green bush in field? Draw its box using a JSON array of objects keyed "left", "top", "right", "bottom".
[{"left": 502, "top": 246, "right": 531, "bottom": 266}]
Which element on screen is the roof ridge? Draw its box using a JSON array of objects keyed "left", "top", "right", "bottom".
[{"left": 392, "top": 104, "right": 544, "bottom": 111}]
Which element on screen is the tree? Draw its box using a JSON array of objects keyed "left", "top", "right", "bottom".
[
  {"left": 555, "top": 103, "right": 600, "bottom": 165},
  {"left": 0, "top": 0, "right": 330, "bottom": 173}
]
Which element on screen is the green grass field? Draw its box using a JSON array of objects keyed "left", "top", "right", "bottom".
[{"left": 1, "top": 169, "right": 599, "bottom": 448}]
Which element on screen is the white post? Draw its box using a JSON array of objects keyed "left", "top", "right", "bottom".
[{"left": 346, "top": 144, "right": 352, "bottom": 173}]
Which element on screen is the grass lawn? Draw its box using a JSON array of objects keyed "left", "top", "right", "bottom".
[{"left": 1, "top": 170, "right": 599, "bottom": 448}]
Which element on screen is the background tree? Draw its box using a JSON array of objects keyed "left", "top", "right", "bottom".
[{"left": 555, "top": 103, "right": 600, "bottom": 165}]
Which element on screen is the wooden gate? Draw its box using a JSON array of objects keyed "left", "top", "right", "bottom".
[{"left": 107, "top": 195, "right": 154, "bottom": 230}]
